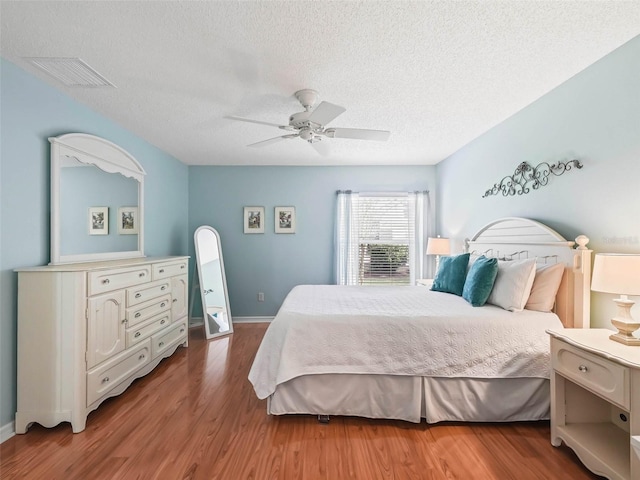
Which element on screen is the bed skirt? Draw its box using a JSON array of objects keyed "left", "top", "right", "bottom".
[{"left": 267, "top": 375, "right": 550, "bottom": 424}]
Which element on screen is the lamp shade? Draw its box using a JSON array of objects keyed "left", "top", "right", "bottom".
[
  {"left": 591, "top": 253, "right": 640, "bottom": 296},
  {"left": 426, "top": 237, "right": 451, "bottom": 256}
]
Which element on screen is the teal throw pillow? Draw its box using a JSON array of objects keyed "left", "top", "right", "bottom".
[
  {"left": 462, "top": 255, "right": 499, "bottom": 307},
  {"left": 430, "top": 253, "right": 470, "bottom": 296}
]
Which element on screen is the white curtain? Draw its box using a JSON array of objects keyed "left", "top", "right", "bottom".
[
  {"left": 408, "top": 191, "right": 428, "bottom": 284},
  {"left": 335, "top": 191, "right": 360, "bottom": 285}
]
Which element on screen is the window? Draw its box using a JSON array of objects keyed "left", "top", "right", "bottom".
[{"left": 335, "top": 191, "right": 427, "bottom": 286}]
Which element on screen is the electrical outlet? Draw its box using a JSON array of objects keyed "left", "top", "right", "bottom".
[{"left": 257, "top": 292, "right": 265, "bottom": 302}]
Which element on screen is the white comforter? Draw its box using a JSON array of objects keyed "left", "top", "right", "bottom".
[{"left": 248, "top": 285, "right": 562, "bottom": 400}]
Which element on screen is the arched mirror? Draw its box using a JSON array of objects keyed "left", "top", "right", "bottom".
[
  {"left": 194, "top": 226, "right": 233, "bottom": 340},
  {"left": 50, "top": 133, "right": 145, "bottom": 265}
]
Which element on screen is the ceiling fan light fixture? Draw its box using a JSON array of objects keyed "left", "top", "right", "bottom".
[{"left": 299, "top": 128, "right": 314, "bottom": 141}]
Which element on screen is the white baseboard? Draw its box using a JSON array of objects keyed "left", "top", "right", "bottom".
[
  {"left": 1, "top": 421, "right": 15, "bottom": 443},
  {"left": 189, "top": 316, "right": 273, "bottom": 327},
  {"left": 233, "top": 316, "right": 273, "bottom": 323},
  {"left": 188, "top": 317, "right": 204, "bottom": 328}
]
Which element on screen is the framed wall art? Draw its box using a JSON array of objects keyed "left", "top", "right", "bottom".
[
  {"left": 88, "top": 206, "right": 109, "bottom": 235},
  {"left": 275, "top": 206, "right": 296, "bottom": 234},
  {"left": 117, "top": 206, "right": 138, "bottom": 234},
  {"left": 244, "top": 206, "right": 265, "bottom": 234}
]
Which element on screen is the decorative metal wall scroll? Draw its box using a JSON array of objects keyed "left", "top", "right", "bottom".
[{"left": 482, "top": 159, "right": 583, "bottom": 198}]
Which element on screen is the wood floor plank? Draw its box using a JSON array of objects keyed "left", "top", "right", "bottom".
[{"left": 1, "top": 323, "right": 602, "bottom": 480}]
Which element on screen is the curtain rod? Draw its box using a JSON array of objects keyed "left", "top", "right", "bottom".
[{"left": 336, "top": 190, "right": 429, "bottom": 194}]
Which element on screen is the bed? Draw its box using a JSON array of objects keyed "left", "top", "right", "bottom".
[{"left": 248, "top": 218, "right": 592, "bottom": 423}]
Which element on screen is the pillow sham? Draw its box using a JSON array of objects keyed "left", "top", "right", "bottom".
[
  {"left": 430, "top": 253, "right": 470, "bottom": 296},
  {"left": 525, "top": 262, "right": 565, "bottom": 312},
  {"left": 462, "top": 255, "right": 498, "bottom": 307},
  {"left": 487, "top": 258, "right": 537, "bottom": 312}
]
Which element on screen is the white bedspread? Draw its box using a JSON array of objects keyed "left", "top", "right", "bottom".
[{"left": 248, "top": 285, "right": 562, "bottom": 400}]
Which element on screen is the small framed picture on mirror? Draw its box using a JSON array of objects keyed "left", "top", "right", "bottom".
[
  {"left": 275, "top": 206, "right": 296, "bottom": 234},
  {"left": 88, "top": 207, "right": 109, "bottom": 235},
  {"left": 244, "top": 206, "right": 264, "bottom": 234},
  {"left": 118, "top": 207, "right": 138, "bottom": 234}
]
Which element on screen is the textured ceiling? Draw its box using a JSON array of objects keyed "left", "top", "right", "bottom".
[{"left": 1, "top": 1, "right": 639, "bottom": 166}]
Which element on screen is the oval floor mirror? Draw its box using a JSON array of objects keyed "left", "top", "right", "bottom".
[{"left": 194, "top": 226, "right": 233, "bottom": 340}]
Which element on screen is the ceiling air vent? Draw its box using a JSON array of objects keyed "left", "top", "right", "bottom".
[{"left": 23, "top": 57, "right": 116, "bottom": 88}]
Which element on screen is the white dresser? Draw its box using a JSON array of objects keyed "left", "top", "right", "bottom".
[
  {"left": 15, "top": 256, "right": 189, "bottom": 434},
  {"left": 547, "top": 328, "right": 640, "bottom": 480}
]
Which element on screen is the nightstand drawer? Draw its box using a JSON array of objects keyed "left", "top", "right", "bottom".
[{"left": 552, "top": 339, "right": 629, "bottom": 409}]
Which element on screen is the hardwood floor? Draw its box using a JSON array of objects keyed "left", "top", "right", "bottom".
[{"left": 1, "top": 323, "right": 600, "bottom": 480}]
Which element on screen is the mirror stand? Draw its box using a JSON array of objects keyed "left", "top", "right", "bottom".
[{"left": 192, "top": 226, "right": 233, "bottom": 340}]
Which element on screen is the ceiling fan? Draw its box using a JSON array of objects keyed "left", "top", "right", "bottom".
[{"left": 225, "top": 89, "right": 391, "bottom": 155}]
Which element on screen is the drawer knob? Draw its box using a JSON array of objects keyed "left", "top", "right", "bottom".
[
  {"left": 578, "top": 365, "right": 588, "bottom": 373},
  {"left": 161, "top": 302, "right": 166, "bottom": 308},
  {"left": 180, "top": 328, "right": 185, "bottom": 333},
  {"left": 161, "top": 319, "right": 166, "bottom": 325},
  {"left": 102, "top": 279, "right": 110, "bottom": 285},
  {"left": 139, "top": 354, "right": 145, "bottom": 360},
  {"left": 161, "top": 286, "right": 167, "bottom": 291},
  {"left": 172, "top": 299, "right": 177, "bottom": 303},
  {"left": 139, "top": 272, "right": 145, "bottom": 277},
  {"left": 181, "top": 265, "right": 185, "bottom": 269},
  {"left": 159, "top": 269, "right": 165, "bottom": 273},
  {"left": 135, "top": 293, "right": 142, "bottom": 298},
  {"left": 121, "top": 318, "right": 127, "bottom": 324},
  {"left": 135, "top": 312, "right": 141, "bottom": 318},
  {"left": 159, "top": 341, "right": 165, "bottom": 347},
  {"left": 135, "top": 332, "right": 141, "bottom": 338},
  {"left": 102, "top": 377, "right": 110, "bottom": 383}
]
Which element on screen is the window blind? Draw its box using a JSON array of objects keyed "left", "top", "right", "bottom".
[
  {"left": 356, "top": 195, "right": 412, "bottom": 285},
  {"left": 336, "top": 191, "right": 427, "bottom": 286}
]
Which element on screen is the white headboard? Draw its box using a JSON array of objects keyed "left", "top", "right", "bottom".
[{"left": 465, "top": 217, "right": 592, "bottom": 329}]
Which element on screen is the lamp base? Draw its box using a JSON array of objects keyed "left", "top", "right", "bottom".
[
  {"left": 610, "top": 318, "right": 640, "bottom": 346},
  {"left": 609, "top": 296, "right": 640, "bottom": 346},
  {"left": 609, "top": 332, "right": 640, "bottom": 346}
]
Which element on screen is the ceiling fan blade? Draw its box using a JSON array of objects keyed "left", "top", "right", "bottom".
[
  {"left": 247, "top": 134, "right": 298, "bottom": 148},
  {"left": 327, "top": 128, "right": 390, "bottom": 142},
  {"left": 309, "top": 139, "right": 330, "bottom": 156},
  {"left": 307, "top": 101, "right": 346, "bottom": 126},
  {"left": 225, "top": 115, "right": 284, "bottom": 129}
]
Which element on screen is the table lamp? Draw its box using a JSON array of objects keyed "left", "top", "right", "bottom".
[
  {"left": 591, "top": 253, "right": 640, "bottom": 346},
  {"left": 426, "top": 236, "right": 451, "bottom": 274}
]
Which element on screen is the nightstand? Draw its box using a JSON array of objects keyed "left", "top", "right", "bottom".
[
  {"left": 416, "top": 278, "right": 433, "bottom": 288},
  {"left": 547, "top": 328, "right": 640, "bottom": 480}
]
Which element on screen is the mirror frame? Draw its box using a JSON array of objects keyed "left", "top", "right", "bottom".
[
  {"left": 194, "top": 226, "right": 233, "bottom": 340},
  {"left": 50, "top": 133, "right": 146, "bottom": 265}
]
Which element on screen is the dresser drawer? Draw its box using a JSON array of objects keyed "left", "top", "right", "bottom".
[
  {"left": 151, "top": 320, "right": 187, "bottom": 358},
  {"left": 552, "top": 339, "right": 629, "bottom": 409},
  {"left": 88, "top": 266, "right": 151, "bottom": 296},
  {"left": 86, "top": 340, "right": 151, "bottom": 406},
  {"left": 152, "top": 260, "right": 187, "bottom": 281},
  {"left": 126, "top": 295, "right": 171, "bottom": 327},
  {"left": 126, "top": 312, "right": 170, "bottom": 347},
  {"left": 127, "top": 279, "right": 171, "bottom": 307}
]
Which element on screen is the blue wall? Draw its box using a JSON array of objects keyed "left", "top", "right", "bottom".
[
  {"left": 436, "top": 35, "right": 640, "bottom": 328},
  {"left": 0, "top": 59, "right": 189, "bottom": 430},
  {"left": 189, "top": 166, "right": 435, "bottom": 317}
]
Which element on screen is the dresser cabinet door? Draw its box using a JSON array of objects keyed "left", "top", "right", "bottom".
[
  {"left": 171, "top": 275, "right": 188, "bottom": 320},
  {"left": 87, "top": 290, "right": 126, "bottom": 369}
]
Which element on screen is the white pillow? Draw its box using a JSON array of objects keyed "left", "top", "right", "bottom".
[
  {"left": 525, "top": 263, "right": 565, "bottom": 312},
  {"left": 487, "top": 258, "right": 537, "bottom": 312}
]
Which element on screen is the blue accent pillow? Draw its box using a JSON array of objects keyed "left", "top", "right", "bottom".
[
  {"left": 462, "top": 255, "right": 499, "bottom": 307},
  {"left": 430, "top": 253, "right": 470, "bottom": 296}
]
